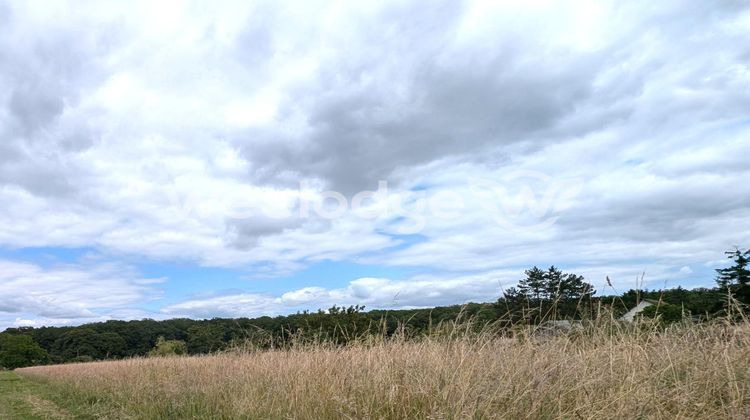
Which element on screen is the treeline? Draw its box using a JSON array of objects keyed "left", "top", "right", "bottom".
[
  {"left": 0, "top": 303, "right": 497, "bottom": 367},
  {"left": 0, "top": 287, "right": 729, "bottom": 368},
  {"left": 2, "top": 247, "right": 747, "bottom": 369},
  {"left": 499, "top": 266, "right": 732, "bottom": 323}
]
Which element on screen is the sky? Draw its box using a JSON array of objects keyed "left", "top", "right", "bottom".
[{"left": 1, "top": 0, "right": 749, "bottom": 330}]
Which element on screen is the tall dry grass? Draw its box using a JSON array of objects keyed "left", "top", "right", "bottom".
[{"left": 16, "top": 319, "right": 750, "bottom": 419}]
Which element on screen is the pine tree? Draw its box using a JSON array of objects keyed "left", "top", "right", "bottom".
[
  {"left": 716, "top": 248, "right": 750, "bottom": 288},
  {"left": 561, "top": 273, "right": 595, "bottom": 300},
  {"left": 716, "top": 247, "right": 750, "bottom": 304},
  {"left": 544, "top": 266, "right": 594, "bottom": 301},
  {"left": 545, "top": 266, "right": 564, "bottom": 300},
  {"left": 503, "top": 266, "right": 597, "bottom": 322},
  {"left": 517, "top": 266, "right": 547, "bottom": 301}
]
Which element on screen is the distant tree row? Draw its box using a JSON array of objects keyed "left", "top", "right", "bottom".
[
  {"left": 0, "top": 304, "right": 498, "bottom": 368},
  {"left": 1, "top": 247, "right": 746, "bottom": 369}
]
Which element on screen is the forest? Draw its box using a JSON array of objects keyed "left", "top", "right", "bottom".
[
  {"left": 0, "top": 285, "right": 732, "bottom": 368},
  {"left": 1, "top": 248, "right": 747, "bottom": 369}
]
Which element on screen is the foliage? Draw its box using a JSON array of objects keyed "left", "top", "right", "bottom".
[
  {"left": 148, "top": 337, "right": 187, "bottom": 357},
  {"left": 0, "top": 333, "right": 49, "bottom": 369},
  {"left": 640, "top": 303, "right": 684, "bottom": 323},
  {"left": 52, "top": 329, "right": 126, "bottom": 361},
  {"left": 0, "top": 284, "right": 732, "bottom": 366},
  {"left": 186, "top": 324, "right": 226, "bottom": 354},
  {"left": 604, "top": 287, "right": 725, "bottom": 318},
  {"left": 499, "top": 266, "right": 595, "bottom": 323},
  {"left": 715, "top": 247, "right": 750, "bottom": 304}
]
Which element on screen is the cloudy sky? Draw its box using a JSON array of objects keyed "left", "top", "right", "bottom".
[{"left": 1, "top": 0, "right": 749, "bottom": 330}]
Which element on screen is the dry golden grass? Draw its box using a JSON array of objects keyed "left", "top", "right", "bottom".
[{"left": 16, "top": 320, "right": 750, "bottom": 419}]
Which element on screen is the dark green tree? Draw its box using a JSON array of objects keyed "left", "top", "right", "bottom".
[
  {"left": 559, "top": 272, "right": 595, "bottom": 301},
  {"left": 517, "top": 266, "right": 547, "bottom": 301},
  {"left": 715, "top": 247, "right": 750, "bottom": 304},
  {"left": 95, "top": 332, "right": 127, "bottom": 359},
  {"left": 500, "top": 266, "right": 595, "bottom": 322},
  {"left": 0, "top": 333, "right": 49, "bottom": 369},
  {"left": 51, "top": 329, "right": 127, "bottom": 361},
  {"left": 543, "top": 266, "right": 595, "bottom": 318},
  {"left": 187, "top": 324, "right": 226, "bottom": 354},
  {"left": 641, "top": 303, "right": 684, "bottom": 323}
]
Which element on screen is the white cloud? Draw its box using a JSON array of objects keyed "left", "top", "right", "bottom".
[
  {"left": 162, "top": 270, "right": 514, "bottom": 318},
  {"left": 0, "top": 0, "right": 748, "bottom": 324},
  {"left": 162, "top": 265, "right": 697, "bottom": 319},
  {"left": 0, "top": 259, "right": 163, "bottom": 330}
]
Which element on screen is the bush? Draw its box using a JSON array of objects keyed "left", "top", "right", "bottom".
[
  {"left": 148, "top": 336, "right": 187, "bottom": 357},
  {"left": 641, "top": 303, "right": 684, "bottom": 323}
]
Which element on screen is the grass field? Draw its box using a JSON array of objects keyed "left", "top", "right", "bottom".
[
  {"left": 0, "top": 370, "right": 82, "bottom": 419},
  {"left": 6, "top": 319, "right": 750, "bottom": 419}
]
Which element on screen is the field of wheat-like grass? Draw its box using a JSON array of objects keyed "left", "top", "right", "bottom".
[{"left": 16, "top": 320, "right": 750, "bottom": 419}]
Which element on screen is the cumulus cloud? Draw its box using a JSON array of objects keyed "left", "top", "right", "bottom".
[
  {"left": 161, "top": 261, "right": 700, "bottom": 319},
  {"left": 0, "top": 259, "right": 163, "bottom": 330},
  {"left": 0, "top": 0, "right": 748, "bottom": 325},
  {"left": 162, "top": 270, "right": 513, "bottom": 318}
]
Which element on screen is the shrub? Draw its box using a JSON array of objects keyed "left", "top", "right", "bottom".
[
  {"left": 148, "top": 337, "right": 187, "bottom": 357},
  {"left": 641, "top": 303, "right": 684, "bottom": 323}
]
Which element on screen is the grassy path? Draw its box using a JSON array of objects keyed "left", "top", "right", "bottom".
[{"left": 0, "top": 371, "right": 83, "bottom": 420}]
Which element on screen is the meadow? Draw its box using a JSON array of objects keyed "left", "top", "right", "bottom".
[{"left": 10, "top": 318, "right": 750, "bottom": 419}]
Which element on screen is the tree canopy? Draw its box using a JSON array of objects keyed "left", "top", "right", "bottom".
[
  {"left": 0, "top": 333, "right": 49, "bottom": 369},
  {"left": 499, "top": 266, "right": 596, "bottom": 322},
  {"left": 716, "top": 247, "right": 750, "bottom": 304}
]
